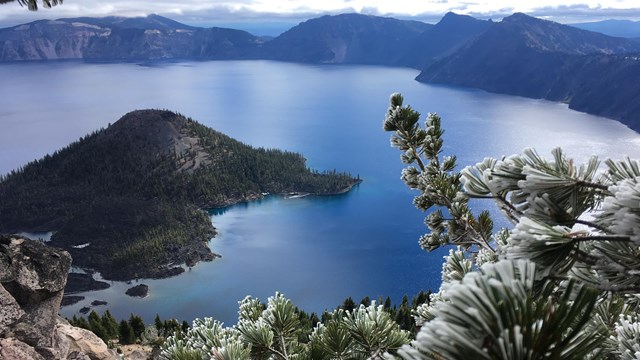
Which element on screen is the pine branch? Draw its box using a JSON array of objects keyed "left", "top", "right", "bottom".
[
  {"left": 571, "top": 235, "right": 631, "bottom": 243},
  {"left": 575, "top": 180, "right": 609, "bottom": 192},
  {"left": 574, "top": 219, "right": 610, "bottom": 233}
]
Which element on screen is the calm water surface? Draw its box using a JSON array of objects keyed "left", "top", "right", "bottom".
[{"left": 1, "top": 61, "right": 639, "bottom": 325}]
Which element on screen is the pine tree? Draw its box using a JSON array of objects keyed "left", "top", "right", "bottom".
[
  {"left": 160, "top": 292, "right": 409, "bottom": 359},
  {"left": 129, "top": 314, "right": 146, "bottom": 340},
  {"left": 382, "top": 92, "right": 640, "bottom": 359},
  {"left": 158, "top": 93, "right": 640, "bottom": 359},
  {"left": 88, "top": 310, "right": 107, "bottom": 342},
  {"left": 341, "top": 297, "right": 356, "bottom": 312},
  {"left": 155, "top": 314, "right": 164, "bottom": 336},
  {"left": 119, "top": 320, "right": 136, "bottom": 345},
  {"left": 101, "top": 310, "right": 119, "bottom": 340}
]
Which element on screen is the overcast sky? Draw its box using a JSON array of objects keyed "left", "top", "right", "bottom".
[{"left": 1, "top": 0, "right": 640, "bottom": 35}]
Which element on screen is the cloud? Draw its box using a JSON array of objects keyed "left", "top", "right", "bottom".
[
  {"left": 528, "top": 4, "right": 640, "bottom": 22},
  {"left": 1, "top": 0, "right": 639, "bottom": 29}
]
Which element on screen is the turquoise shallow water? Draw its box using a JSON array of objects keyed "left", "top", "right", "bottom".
[{"left": 1, "top": 60, "right": 639, "bottom": 324}]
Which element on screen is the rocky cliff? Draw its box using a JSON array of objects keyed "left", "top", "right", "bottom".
[
  {"left": 0, "top": 234, "right": 117, "bottom": 360},
  {"left": 416, "top": 13, "right": 640, "bottom": 131},
  {"left": 0, "top": 14, "right": 262, "bottom": 61}
]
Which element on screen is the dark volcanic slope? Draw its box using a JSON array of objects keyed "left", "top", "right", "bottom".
[
  {"left": 262, "top": 13, "right": 431, "bottom": 65},
  {"left": 0, "top": 110, "right": 360, "bottom": 280},
  {"left": 416, "top": 13, "right": 640, "bottom": 131}
]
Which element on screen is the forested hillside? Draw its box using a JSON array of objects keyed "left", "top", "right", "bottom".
[{"left": 0, "top": 110, "right": 360, "bottom": 280}]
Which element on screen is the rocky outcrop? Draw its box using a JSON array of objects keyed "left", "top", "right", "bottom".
[
  {"left": 0, "top": 234, "right": 117, "bottom": 360},
  {"left": 54, "top": 320, "right": 117, "bottom": 360}
]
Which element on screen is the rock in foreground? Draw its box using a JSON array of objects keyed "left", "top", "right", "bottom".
[{"left": 0, "top": 234, "right": 117, "bottom": 359}]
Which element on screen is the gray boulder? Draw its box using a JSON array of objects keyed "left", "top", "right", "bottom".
[{"left": 0, "top": 235, "right": 117, "bottom": 360}]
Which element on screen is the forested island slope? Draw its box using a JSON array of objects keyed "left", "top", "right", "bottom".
[{"left": 0, "top": 110, "right": 360, "bottom": 280}]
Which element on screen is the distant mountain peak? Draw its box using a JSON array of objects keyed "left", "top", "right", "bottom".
[
  {"left": 503, "top": 12, "right": 535, "bottom": 21},
  {"left": 441, "top": 12, "right": 473, "bottom": 21},
  {"left": 437, "top": 11, "right": 489, "bottom": 27}
]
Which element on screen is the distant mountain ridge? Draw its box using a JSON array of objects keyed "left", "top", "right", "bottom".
[
  {"left": 571, "top": 19, "right": 640, "bottom": 38},
  {"left": 0, "top": 15, "right": 263, "bottom": 61},
  {"left": 260, "top": 13, "right": 431, "bottom": 65},
  {"left": 2, "top": 12, "right": 640, "bottom": 131},
  {"left": 416, "top": 13, "right": 640, "bottom": 131}
]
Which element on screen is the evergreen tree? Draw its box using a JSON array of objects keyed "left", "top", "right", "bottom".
[
  {"left": 101, "top": 310, "right": 119, "bottom": 340},
  {"left": 383, "top": 296, "right": 392, "bottom": 310},
  {"left": 341, "top": 296, "right": 356, "bottom": 312},
  {"left": 129, "top": 314, "right": 146, "bottom": 339},
  {"left": 159, "top": 93, "right": 640, "bottom": 359},
  {"left": 75, "top": 316, "right": 89, "bottom": 330},
  {"left": 160, "top": 292, "right": 409, "bottom": 359},
  {"left": 382, "top": 92, "right": 640, "bottom": 359},
  {"left": 88, "top": 310, "right": 107, "bottom": 342},
  {"left": 155, "top": 314, "right": 164, "bottom": 336},
  {"left": 119, "top": 320, "right": 136, "bottom": 345}
]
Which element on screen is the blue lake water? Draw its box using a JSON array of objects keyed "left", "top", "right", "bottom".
[{"left": 1, "top": 60, "right": 639, "bottom": 325}]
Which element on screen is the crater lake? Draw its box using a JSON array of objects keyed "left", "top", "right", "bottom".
[{"left": 1, "top": 60, "right": 639, "bottom": 325}]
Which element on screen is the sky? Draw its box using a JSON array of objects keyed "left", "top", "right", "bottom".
[{"left": 1, "top": 0, "right": 640, "bottom": 35}]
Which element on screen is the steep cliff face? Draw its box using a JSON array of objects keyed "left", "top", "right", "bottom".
[
  {"left": 0, "top": 235, "right": 117, "bottom": 360},
  {"left": 83, "top": 26, "right": 261, "bottom": 60},
  {"left": 0, "top": 14, "right": 262, "bottom": 61},
  {"left": 0, "top": 20, "right": 110, "bottom": 61}
]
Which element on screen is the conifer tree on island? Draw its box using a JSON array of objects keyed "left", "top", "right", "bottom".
[{"left": 160, "top": 93, "right": 640, "bottom": 359}]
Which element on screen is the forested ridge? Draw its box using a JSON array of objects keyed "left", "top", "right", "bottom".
[{"left": 0, "top": 109, "right": 360, "bottom": 280}]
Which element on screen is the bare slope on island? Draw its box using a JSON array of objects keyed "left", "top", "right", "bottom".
[{"left": 0, "top": 110, "right": 361, "bottom": 280}]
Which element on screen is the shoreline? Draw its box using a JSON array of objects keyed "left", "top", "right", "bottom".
[{"left": 55, "top": 178, "right": 363, "bottom": 292}]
